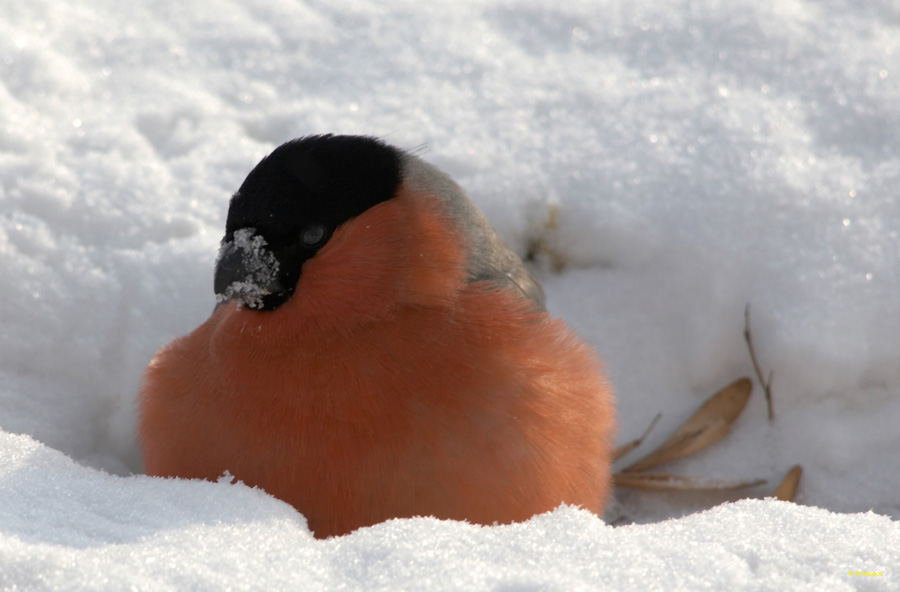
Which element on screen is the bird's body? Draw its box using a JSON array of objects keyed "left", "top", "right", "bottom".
[{"left": 140, "top": 135, "right": 615, "bottom": 538}]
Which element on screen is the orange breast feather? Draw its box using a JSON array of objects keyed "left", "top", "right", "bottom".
[{"left": 140, "top": 184, "right": 615, "bottom": 538}]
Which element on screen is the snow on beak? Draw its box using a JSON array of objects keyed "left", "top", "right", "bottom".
[{"left": 214, "top": 228, "right": 283, "bottom": 309}]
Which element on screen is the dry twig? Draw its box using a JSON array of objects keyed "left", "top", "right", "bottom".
[
  {"left": 744, "top": 303, "right": 774, "bottom": 420},
  {"left": 613, "top": 413, "right": 662, "bottom": 461}
]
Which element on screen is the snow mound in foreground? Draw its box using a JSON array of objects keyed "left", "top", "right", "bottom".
[{"left": 1, "top": 431, "right": 896, "bottom": 591}]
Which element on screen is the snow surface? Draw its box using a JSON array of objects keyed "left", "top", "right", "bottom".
[{"left": 1, "top": 0, "right": 897, "bottom": 589}]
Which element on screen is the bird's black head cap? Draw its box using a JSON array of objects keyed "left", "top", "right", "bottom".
[{"left": 215, "top": 134, "right": 402, "bottom": 311}]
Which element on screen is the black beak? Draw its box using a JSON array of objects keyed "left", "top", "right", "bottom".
[{"left": 214, "top": 233, "right": 284, "bottom": 308}]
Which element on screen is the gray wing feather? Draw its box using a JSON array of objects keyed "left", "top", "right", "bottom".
[{"left": 400, "top": 153, "right": 546, "bottom": 312}]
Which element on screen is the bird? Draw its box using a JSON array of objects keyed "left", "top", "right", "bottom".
[{"left": 139, "top": 134, "right": 616, "bottom": 539}]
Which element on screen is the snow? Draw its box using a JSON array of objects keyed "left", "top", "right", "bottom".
[
  {"left": 1, "top": 0, "right": 897, "bottom": 589},
  {"left": 3, "top": 432, "right": 897, "bottom": 592},
  {"left": 216, "top": 227, "right": 282, "bottom": 309}
]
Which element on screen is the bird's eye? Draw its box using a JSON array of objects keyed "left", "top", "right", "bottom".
[{"left": 300, "top": 224, "right": 327, "bottom": 247}]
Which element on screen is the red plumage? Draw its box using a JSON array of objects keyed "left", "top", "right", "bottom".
[{"left": 140, "top": 137, "right": 615, "bottom": 538}]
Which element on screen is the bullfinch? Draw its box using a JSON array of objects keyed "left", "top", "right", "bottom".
[{"left": 139, "top": 134, "right": 616, "bottom": 538}]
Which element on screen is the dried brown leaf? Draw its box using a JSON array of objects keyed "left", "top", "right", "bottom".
[
  {"left": 622, "top": 378, "right": 753, "bottom": 473},
  {"left": 773, "top": 465, "right": 803, "bottom": 502},
  {"left": 613, "top": 472, "right": 767, "bottom": 491}
]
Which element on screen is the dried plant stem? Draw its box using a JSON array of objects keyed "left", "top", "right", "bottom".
[
  {"left": 613, "top": 413, "right": 662, "bottom": 461},
  {"left": 744, "top": 303, "right": 774, "bottom": 420}
]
